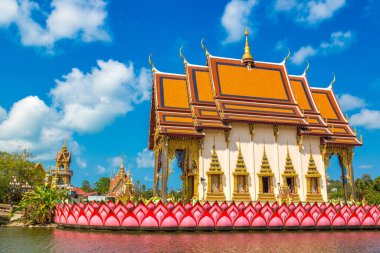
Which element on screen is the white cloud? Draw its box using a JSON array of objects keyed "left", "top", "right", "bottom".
[
  {"left": 109, "top": 156, "right": 122, "bottom": 168},
  {"left": 136, "top": 148, "right": 154, "bottom": 169},
  {"left": 291, "top": 46, "right": 317, "bottom": 65},
  {"left": 274, "top": 0, "right": 346, "bottom": 24},
  {"left": 96, "top": 165, "right": 106, "bottom": 174},
  {"left": 0, "top": 0, "right": 18, "bottom": 26},
  {"left": 275, "top": 0, "right": 297, "bottom": 11},
  {"left": 76, "top": 157, "right": 87, "bottom": 168},
  {"left": 358, "top": 164, "right": 373, "bottom": 169},
  {"left": 291, "top": 30, "right": 354, "bottom": 65},
  {"left": 221, "top": 0, "right": 258, "bottom": 43},
  {"left": 51, "top": 60, "right": 150, "bottom": 133},
  {"left": 0, "top": 107, "right": 7, "bottom": 121},
  {"left": 0, "top": 59, "right": 151, "bottom": 161},
  {"left": 350, "top": 109, "right": 380, "bottom": 129},
  {"left": 0, "top": 0, "right": 109, "bottom": 48},
  {"left": 305, "top": 0, "right": 346, "bottom": 24},
  {"left": 320, "top": 31, "right": 354, "bottom": 52},
  {"left": 337, "top": 94, "right": 366, "bottom": 112}
]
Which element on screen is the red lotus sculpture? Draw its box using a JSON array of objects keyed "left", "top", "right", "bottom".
[{"left": 54, "top": 201, "right": 380, "bottom": 231}]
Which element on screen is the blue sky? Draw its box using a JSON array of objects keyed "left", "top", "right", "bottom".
[{"left": 0, "top": 0, "right": 379, "bottom": 189}]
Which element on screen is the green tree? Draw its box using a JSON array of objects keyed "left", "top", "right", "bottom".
[
  {"left": 94, "top": 177, "right": 110, "bottom": 195},
  {"left": 18, "top": 185, "right": 67, "bottom": 224},
  {"left": 81, "top": 180, "right": 93, "bottom": 192},
  {"left": 0, "top": 151, "right": 44, "bottom": 203}
]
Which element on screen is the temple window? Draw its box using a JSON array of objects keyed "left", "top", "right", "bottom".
[
  {"left": 281, "top": 144, "right": 300, "bottom": 202},
  {"left": 206, "top": 144, "right": 225, "bottom": 201},
  {"left": 232, "top": 143, "right": 251, "bottom": 201},
  {"left": 305, "top": 147, "right": 323, "bottom": 202},
  {"left": 310, "top": 178, "right": 318, "bottom": 194},
  {"left": 257, "top": 145, "right": 276, "bottom": 202},
  {"left": 262, "top": 177, "right": 270, "bottom": 193}
]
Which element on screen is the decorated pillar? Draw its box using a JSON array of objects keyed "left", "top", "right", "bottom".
[
  {"left": 338, "top": 156, "right": 349, "bottom": 202},
  {"left": 161, "top": 137, "right": 169, "bottom": 203},
  {"left": 153, "top": 151, "right": 160, "bottom": 197}
]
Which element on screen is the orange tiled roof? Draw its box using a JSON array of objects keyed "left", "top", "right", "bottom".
[
  {"left": 311, "top": 87, "right": 361, "bottom": 146},
  {"left": 186, "top": 64, "right": 231, "bottom": 131},
  {"left": 148, "top": 49, "right": 361, "bottom": 149},
  {"left": 208, "top": 56, "right": 307, "bottom": 126},
  {"left": 289, "top": 75, "right": 331, "bottom": 136}
]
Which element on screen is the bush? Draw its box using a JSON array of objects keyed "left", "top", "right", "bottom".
[{"left": 18, "top": 185, "right": 67, "bottom": 224}]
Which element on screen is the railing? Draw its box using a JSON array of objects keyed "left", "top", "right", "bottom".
[{"left": 55, "top": 201, "right": 380, "bottom": 231}]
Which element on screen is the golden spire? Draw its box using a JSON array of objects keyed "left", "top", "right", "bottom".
[
  {"left": 260, "top": 143, "right": 272, "bottom": 173},
  {"left": 242, "top": 28, "right": 255, "bottom": 69},
  {"left": 284, "top": 143, "right": 294, "bottom": 172},
  {"left": 209, "top": 143, "right": 222, "bottom": 172},
  {"left": 306, "top": 143, "right": 320, "bottom": 177},
  {"left": 235, "top": 141, "right": 247, "bottom": 173}
]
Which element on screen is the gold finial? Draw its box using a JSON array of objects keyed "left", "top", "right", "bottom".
[
  {"left": 345, "top": 113, "right": 349, "bottom": 121},
  {"left": 63, "top": 138, "right": 67, "bottom": 147},
  {"left": 179, "top": 46, "right": 187, "bottom": 65},
  {"left": 242, "top": 28, "right": 254, "bottom": 69},
  {"left": 307, "top": 115, "right": 310, "bottom": 123},
  {"left": 354, "top": 127, "right": 357, "bottom": 135},
  {"left": 328, "top": 72, "right": 336, "bottom": 89},
  {"left": 325, "top": 117, "right": 328, "bottom": 124},
  {"left": 148, "top": 53, "right": 157, "bottom": 72},
  {"left": 201, "top": 38, "right": 209, "bottom": 57},
  {"left": 303, "top": 60, "right": 310, "bottom": 76},
  {"left": 331, "top": 124, "right": 335, "bottom": 133},
  {"left": 282, "top": 48, "right": 291, "bottom": 65},
  {"left": 360, "top": 134, "right": 363, "bottom": 143}
]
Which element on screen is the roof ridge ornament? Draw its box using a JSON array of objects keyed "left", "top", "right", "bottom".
[
  {"left": 148, "top": 53, "right": 157, "bottom": 73},
  {"left": 201, "top": 38, "right": 210, "bottom": 57},
  {"left": 328, "top": 72, "right": 335, "bottom": 89},
  {"left": 303, "top": 60, "right": 310, "bottom": 76},
  {"left": 241, "top": 28, "right": 255, "bottom": 70},
  {"left": 179, "top": 46, "right": 188, "bottom": 65},
  {"left": 281, "top": 48, "right": 291, "bottom": 65}
]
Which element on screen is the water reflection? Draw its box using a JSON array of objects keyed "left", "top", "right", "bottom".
[{"left": 1, "top": 227, "right": 380, "bottom": 253}]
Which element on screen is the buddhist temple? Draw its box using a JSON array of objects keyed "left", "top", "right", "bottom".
[
  {"left": 107, "top": 158, "right": 134, "bottom": 200},
  {"left": 51, "top": 140, "right": 74, "bottom": 188},
  {"left": 148, "top": 30, "right": 362, "bottom": 203}
]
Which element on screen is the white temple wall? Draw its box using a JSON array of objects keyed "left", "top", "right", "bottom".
[
  {"left": 228, "top": 123, "right": 252, "bottom": 200},
  {"left": 201, "top": 130, "right": 229, "bottom": 200},
  {"left": 199, "top": 125, "right": 326, "bottom": 202},
  {"left": 276, "top": 126, "right": 300, "bottom": 196},
  {"left": 252, "top": 125, "right": 276, "bottom": 200}
]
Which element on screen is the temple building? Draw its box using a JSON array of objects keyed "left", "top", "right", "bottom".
[
  {"left": 148, "top": 29, "right": 362, "bottom": 203},
  {"left": 107, "top": 159, "right": 134, "bottom": 200},
  {"left": 50, "top": 140, "right": 74, "bottom": 188}
]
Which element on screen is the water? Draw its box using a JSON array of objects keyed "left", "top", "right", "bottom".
[{"left": 1, "top": 227, "right": 380, "bottom": 253}]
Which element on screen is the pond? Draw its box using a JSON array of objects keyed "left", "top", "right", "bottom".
[{"left": 0, "top": 227, "right": 379, "bottom": 253}]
